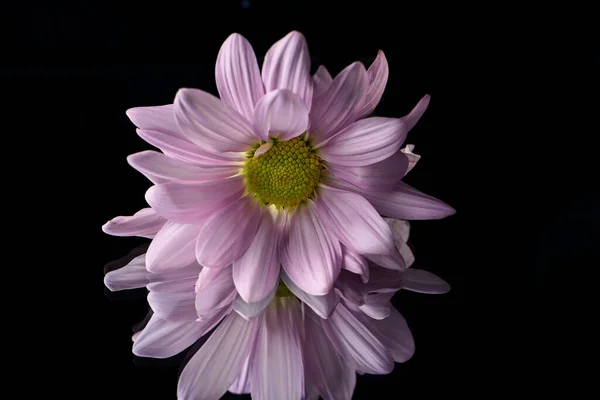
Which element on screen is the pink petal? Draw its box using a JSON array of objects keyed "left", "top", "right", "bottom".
[
  {"left": 317, "top": 185, "right": 394, "bottom": 255},
  {"left": 402, "top": 269, "right": 451, "bottom": 294},
  {"left": 195, "top": 197, "right": 261, "bottom": 269},
  {"left": 366, "top": 267, "right": 403, "bottom": 294},
  {"left": 322, "top": 304, "right": 394, "bottom": 374},
  {"left": 126, "top": 104, "right": 180, "bottom": 137},
  {"left": 127, "top": 150, "right": 240, "bottom": 184},
  {"left": 334, "top": 270, "right": 367, "bottom": 306},
  {"left": 281, "top": 270, "right": 339, "bottom": 319},
  {"left": 253, "top": 89, "right": 309, "bottom": 141},
  {"left": 316, "top": 117, "right": 409, "bottom": 167},
  {"left": 216, "top": 33, "right": 265, "bottom": 123},
  {"left": 359, "top": 292, "right": 394, "bottom": 320},
  {"left": 399, "top": 242, "right": 415, "bottom": 268},
  {"left": 145, "top": 176, "right": 245, "bottom": 223},
  {"left": 102, "top": 208, "right": 166, "bottom": 239},
  {"left": 233, "top": 284, "right": 277, "bottom": 320},
  {"left": 132, "top": 311, "right": 225, "bottom": 359},
  {"left": 401, "top": 144, "right": 420, "bottom": 174},
  {"left": 146, "top": 275, "right": 198, "bottom": 294},
  {"left": 312, "top": 65, "right": 333, "bottom": 98},
  {"left": 137, "top": 129, "right": 242, "bottom": 166},
  {"left": 281, "top": 199, "right": 342, "bottom": 296},
  {"left": 304, "top": 310, "right": 356, "bottom": 400},
  {"left": 365, "top": 246, "right": 406, "bottom": 270},
  {"left": 103, "top": 254, "right": 149, "bottom": 291},
  {"left": 228, "top": 356, "right": 251, "bottom": 395},
  {"left": 342, "top": 246, "right": 369, "bottom": 283},
  {"left": 145, "top": 221, "right": 201, "bottom": 273},
  {"left": 174, "top": 88, "right": 256, "bottom": 152},
  {"left": 195, "top": 266, "right": 226, "bottom": 293},
  {"left": 148, "top": 288, "right": 197, "bottom": 321},
  {"left": 251, "top": 297, "right": 304, "bottom": 400},
  {"left": 233, "top": 210, "right": 280, "bottom": 303},
  {"left": 356, "top": 50, "right": 389, "bottom": 119},
  {"left": 366, "top": 181, "right": 456, "bottom": 220},
  {"left": 326, "top": 151, "right": 409, "bottom": 192},
  {"left": 361, "top": 307, "right": 415, "bottom": 363},
  {"left": 310, "top": 62, "right": 369, "bottom": 145},
  {"left": 262, "top": 31, "right": 313, "bottom": 109},
  {"left": 194, "top": 266, "right": 237, "bottom": 320},
  {"left": 177, "top": 312, "right": 260, "bottom": 400},
  {"left": 402, "top": 94, "right": 431, "bottom": 132}
]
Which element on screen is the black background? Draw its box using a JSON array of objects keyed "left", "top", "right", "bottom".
[{"left": 5, "top": 1, "right": 597, "bottom": 398}]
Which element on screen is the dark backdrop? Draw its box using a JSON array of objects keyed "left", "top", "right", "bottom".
[{"left": 5, "top": 1, "right": 597, "bottom": 398}]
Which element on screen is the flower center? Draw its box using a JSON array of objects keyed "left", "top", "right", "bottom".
[
  {"left": 275, "top": 280, "right": 293, "bottom": 298},
  {"left": 244, "top": 135, "right": 323, "bottom": 209}
]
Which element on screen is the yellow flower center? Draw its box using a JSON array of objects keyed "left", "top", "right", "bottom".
[{"left": 244, "top": 135, "right": 323, "bottom": 209}]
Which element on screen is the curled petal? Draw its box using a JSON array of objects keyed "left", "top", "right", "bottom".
[
  {"left": 253, "top": 89, "right": 309, "bottom": 141},
  {"left": 356, "top": 50, "right": 389, "bottom": 119},
  {"left": 102, "top": 208, "right": 166, "bottom": 239}
]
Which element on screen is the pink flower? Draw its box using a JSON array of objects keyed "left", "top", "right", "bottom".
[{"left": 102, "top": 31, "right": 454, "bottom": 300}]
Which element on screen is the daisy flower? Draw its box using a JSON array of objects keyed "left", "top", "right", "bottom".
[{"left": 102, "top": 30, "right": 454, "bottom": 301}]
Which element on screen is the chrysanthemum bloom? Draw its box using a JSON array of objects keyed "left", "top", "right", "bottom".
[
  {"left": 102, "top": 30, "right": 454, "bottom": 300},
  {"left": 104, "top": 241, "right": 449, "bottom": 400}
]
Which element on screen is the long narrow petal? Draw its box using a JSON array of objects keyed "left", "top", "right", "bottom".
[
  {"left": 359, "top": 307, "right": 415, "bottom": 363},
  {"left": 177, "top": 312, "right": 260, "bottom": 400},
  {"left": 195, "top": 197, "right": 261, "bottom": 269},
  {"left": 356, "top": 50, "right": 389, "bottom": 119},
  {"left": 281, "top": 270, "right": 339, "bottom": 319},
  {"left": 402, "top": 94, "right": 430, "bottom": 132},
  {"left": 145, "top": 221, "right": 201, "bottom": 273},
  {"left": 366, "top": 181, "right": 456, "bottom": 220},
  {"left": 281, "top": 199, "right": 342, "bottom": 295},
  {"left": 174, "top": 88, "right": 255, "bottom": 152},
  {"left": 127, "top": 150, "right": 240, "bottom": 184},
  {"left": 366, "top": 267, "right": 403, "bottom": 293},
  {"left": 342, "top": 246, "right": 369, "bottom": 283},
  {"left": 312, "top": 65, "right": 333, "bottom": 98},
  {"left": 233, "top": 284, "right": 277, "bottom": 320},
  {"left": 251, "top": 297, "right": 304, "bottom": 400},
  {"left": 145, "top": 176, "right": 245, "bottom": 223},
  {"left": 216, "top": 33, "right": 265, "bottom": 123},
  {"left": 146, "top": 275, "right": 198, "bottom": 294},
  {"left": 317, "top": 185, "right": 394, "bottom": 255},
  {"left": 401, "top": 144, "right": 420, "bottom": 174},
  {"left": 304, "top": 310, "right": 355, "bottom": 400},
  {"left": 317, "top": 117, "right": 408, "bottom": 167},
  {"left": 228, "top": 356, "right": 251, "bottom": 395},
  {"left": 262, "top": 31, "right": 313, "bottom": 109},
  {"left": 102, "top": 208, "right": 166, "bottom": 238},
  {"left": 322, "top": 304, "right": 394, "bottom": 374},
  {"left": 132, "top": 311, "right": 225, "bottom": 359},
  {"left": 148, "top": 289, "right": 197, "bottom": 321},
  {"left": 126, "top": 104, "right": 180, "bottom": 137},
  {"left": 233, "top": 210, "right": 280, "bottom": 303},
  {"left": 402, "top": 269, "right": 451, "bottom": 294},
  {"left": 253, "top": 89, "right": 309, "bottom": 141},
  {"left": 103, "top": 254, "right": 149, "bottom": 291},
  {"left": 326, "top": 151, "right": 409, "bottom": 192},
  {"left": 310, "top": 62, "right": 369, "bottom": 144},
  {"left": 137, "top": 129, "right": 242, "bottom": 166},
  {"left": 194, "top": 266, "right": 237, "bottom": 320}
]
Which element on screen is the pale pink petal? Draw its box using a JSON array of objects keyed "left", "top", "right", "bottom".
[
  {"left": 281, "top": 199, "right": 342, "bottom": 295},
  {"left": 399, "top": 243, "right": 415, "bottom": 268},
  {"left": 233, "top": 284, "right": 277, "bottom": 320},
  {"left": 366, "top": 181, "right": 456, "bottom": 220},
  {"left": 228, "top": 356, "right": 251, "bottom": 395},
  {"left": 103, "top": 254, "right": 149, "bottom": 291},
  {"left": 366, "top": 267, "right": 403, "bottom": 294},
  {"left": 356, "top": 50, "right": 389, "bottom": 119},
  {"left": 326, "top": 151, "right": 409, "bottom": 192},
  {"left": 360, "top": 307, "right": 415, "bottom": 363},
  {"left": 317, "top": 185, "right": 394, "bottom": 255},
  {"left": 145, "top": 221, "right": 201, "bottom": 273},
  {"left": 402, "top": 269, "right": 451, "bottom": 294},
  {"left": 137, "top": 129, "right": 243, "bottom": 166},
  {"left": 312, "top": 65, "right": 333, "bottom": 98},
  {"left": 359, "top": 292, "right": 395, "bottom": 320},
  {"left": 281, "top": 270, "right": 339, "bottom": 319},
  {"left": 216, "top": 33, "right": 265, "bottom": 123},
  {"left": 145, "top": 176, "right": 245, "bottom": 223},
  {"left": 402, "top": 94, "right": 431, "bottom": 132},
  {"left": 322, "top": 304, "right": 394, "bottom": 374},
  {"left": 233, "top": 210, "right": 280, "bottom": 303},
  {"left": 334, "top": 270, "right": 367, "bottom": 306},
  {"left": 304, "top": 310, "right": 355, "bottom": 400},
  {"left": 127, "top": 150, "right": 240, "bottom": 184},
  {"left": 253, "top": 89, "right": 309, "bottom": 141},
  {"left": 177, "top": 312, "right": 260, "bottom": 400},
  {"left": 174, "top": 88, "right": 256, "bottom": 152},
  {"left": 401, "top": 144, "right": 420, "bottom": 174},
  {"left": 126, "top": 105, "right": 180, "bottom": 137},
  {"left": 251, "top": 297, "right": 304, "bottom": 400},
  {"left": 385, "top": 217, "right": 410, "bottom": 244},
  {"left": 146, "top": 275, "right": 198, "bottom": 294},
  {"left": 316, "top": 117, "right": 409, "bottom": 167},
  {"left": 342, "top": 246, "right": 369, "bottom": 283},
  {"left": 310, "top": 62, "right": 369, "bottom": 144},
  {"left": 194, "top": 266, "right": 237, "bottom": 320},
  {"left": 262, "top": 31, "right": 313, "bottom": 109},
  {"left": 102, "top": 208, "right": 166, "bottom": 239},
  {"left": 195, "top": 266, "right": 226, "bottom": 292},
  {"left": 148, "top": 289, "right": 197, "bottom": 321},
  {"left": 132, "top": 311, "right": 225, "bottom": 359},
  {"left": 195, "top": 197, "right": 261, "bottom": 269}
]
